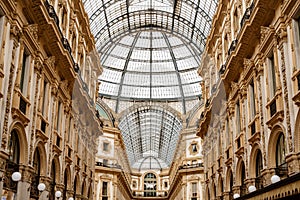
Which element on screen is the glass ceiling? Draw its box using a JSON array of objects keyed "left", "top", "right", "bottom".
[
  {"left": 98, "top": 31, "right": 203, "bottom": 113},
  {"left": 118, "top": 105, "right": 182, "bottom": 169},
  {"left": 83, "top": 0, "right": 219, "bottom": 169}
]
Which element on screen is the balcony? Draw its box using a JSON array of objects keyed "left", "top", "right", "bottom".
[
  {"left": 178, "top": 162, "right": 203, "bottom": 170},
  {"left": 240, "top": 2, "right": 254, "bottom": 28},
  {"left": 95, "top": 161, "right": 122, "bottom": 169},
  {"left": 275, "top": 162, "right": 288, "bottom": 177},
  {"left": 255, "top": 176, "right": 264, "bottom": 190},
  {"left": 240, "top": 184, "right": 247, "bottom": 196},
  {"left": 3, "top": 161, "right": 19, "bottom": 192},
  {"left": 228, "top": 39, "right": 238, "bottom": 56},
  {"left": 45, "top": 0, "right": 59, "bottom": 26},
  {"left": 219, "top": 64, "right": 226, "bottom": 76},
  {"left": 61, "top": 37, "right": 72, "bottom": 54}
]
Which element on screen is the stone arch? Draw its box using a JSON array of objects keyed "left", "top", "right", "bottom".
[
  {"left": 235, "top": 158, "right": 246, "bottom": 186},
  {"left": 249, "top": 144, "right": 263, "bottom": 178},
  {"left": 295, "top": 110, "right": 300, "bottom": 152},
  {"left": 82, "top": 178, "right": 88, "bottom": 197},
  {"left": 217, "top": 175, "right": 224, "bottom": 197},
  {"left": 267, "top": 124, "right": 286, "bottom": 168},
  {"left": 9, "top": 121, "right": 29, "bottom": 165},
  {"left": 63, "top": 165, "right": 72, "bottom": 199},
  {"left": 74, "top": 173, "right": 81, "bottom": 195},
  {"left": 211, "top": 180, "right": 217, "bottom": 199},
  {"left": 225, "top": 167, "right": 233, "bottom": 192},
  {"left": 33, "top": 142, "right": 47, "bottom": 176},
  {"left": 51, "top": 156, "right": 61, "bottom": 182}
]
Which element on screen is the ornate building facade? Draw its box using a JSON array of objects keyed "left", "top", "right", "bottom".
[
  {"left": 0, "top": 0, "right": 102, "bottom": 199},
  {"left": 94, "top": 100, "right": 205, "bottom": 200},
  {"left": 198, "top": 0, "right": 300, "bottom": 199}
]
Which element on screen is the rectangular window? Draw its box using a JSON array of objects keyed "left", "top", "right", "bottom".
[
  {"left": 164, "top": 181, "right": 168, "bottom": 188},
  {"left": 67, "top": 117, "right": 72, "bottom": 142},
  {"left": 268, "top": 54, "right": 276, "bottom": 97},
  {"left": 56, "top": 102, "right": 61, "bottom": 131},
  {"left": 20, "top": 50, "right": 30, "bottom": 93},
  {"left": 103, "top": 142, "right": 109, "bottom": 151},
  {"left": 192, "top": 182, "right": 197, "bottom": 197},
  {"left": 102, "top": 182, "right": 108, "bottom": 196},
  {"left": 236, "top": 102, "right": 241, "bottom": 134},
  {"left": 42, "top": 80, "right": 48, "bottom": 115},
  {"left": 249, "top": 81, "right": 256, "bottom": 118},
  {"left": 226, "top": 118, "right": 230, "bottom": 146}
]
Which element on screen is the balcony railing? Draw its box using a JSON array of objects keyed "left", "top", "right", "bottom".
[
  {"left": 30, "top": 174, "right": 40, "bottom": 199},
  {"left": 211, "top": 84, "right": 217, "bottom": 94},
  {"left": 275, "top": 162, "right": 288, "bottom": 177},
  {"left": 240, "top": 184, "right": 247, "bottom": 196},
  {"left": 255, "top": 176, "right": 264, "bottom": 190},
  {"left": 178, "top": 162, "right": 203, "bottom": 170},
  {"left": 45, "top": 0, "right": 59, "bottom": 26},
  {"left": 96, "top": 162, "right": 122, "bottom": 169},
  {"left": 132, "top": 191, "right": 168, "bottom": 197},
  {"left": 219, "top": 64, "right": 226, "bottom": 76},
  {"left": 3, "top": 161, "right": 19, "bottom": 192},
  {"left": 240, "top": 2, "right": 254, "bottom": 28},
  {"left": 205, "top": 99, "right": 211, "bottom": 107},
  {"left": 228, "top": 39, "right": 238, "bottom": 55}
]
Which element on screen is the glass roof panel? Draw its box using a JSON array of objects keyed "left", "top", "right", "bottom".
[
  {"left": 119, "top": 106, "right": 182, "bottom": 168},
  {"left": 97, "top": 30, "right": 204, "bottom": 112}
]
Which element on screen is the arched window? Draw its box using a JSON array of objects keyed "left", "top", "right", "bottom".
[
  {"left": 276, "top": 133, "right": 285, "bottom": 166},
  {"left": 30, "top": 149, "right": 41, "bottom": 199},
  {"left": 8, "top": 130, "right": 20, "bottom": 164},
  {"left": 241, "top": 161, "right": 246, "bottom": 195},
  {"left": 276, "top": 133, "right": 287, "bottom": 176},
  {"left": 4, "top": 130, "right": 20, "bottom": 193},
  {"left": 144, "top": 173, "right": 156, "bottom": 197},
  {"left": 255, "top": 150, "right": 263, "bottom": 189}
]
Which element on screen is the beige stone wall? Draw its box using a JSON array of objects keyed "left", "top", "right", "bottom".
[
  {"left": 198, "top": 0, "right": 300, "bottom": 199},
  {"left": 0, "top": 0, "right": 102, "bottom": 199}
]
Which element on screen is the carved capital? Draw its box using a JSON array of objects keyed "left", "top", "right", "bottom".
[
  {"left": 45, "top": 56, "right": 56, "bottom": 69},
  {"left": 26, "top": 24, "right": 39, "bottom": 40},
  {"left": 260, "top": 26, "right": 271, "bottom": 44}
]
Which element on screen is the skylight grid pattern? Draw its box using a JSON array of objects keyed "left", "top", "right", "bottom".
[
  {"left": 180, "top": 70, "right": 202, "bottom": 84},
  {"left": 119, "top": 106, "right": 182, "bottom": 168},
  {"left": 100, "top": 69, "right": 122, "bottom": 83},
  {"left": 152, "top": 62, "right": 175, "bottom": 72},
  {"left": 182, "top": 83, "right": 202, "bottom": 97},
  {"left": 84, "top": 0, "right": 219, "bottom": 54},
  {"left": 152, "top": 73, "right": 178, "bottom": 86},
  {"left": 123, "top": 73, "right": 151, "bottom": 86},
  {"left": 127, "top": 61, "right": 151, "bottom": 72}
]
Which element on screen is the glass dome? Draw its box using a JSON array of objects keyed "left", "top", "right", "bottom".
[{"left": 98, "top": 30, "right": 202, "bottom": 113}]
